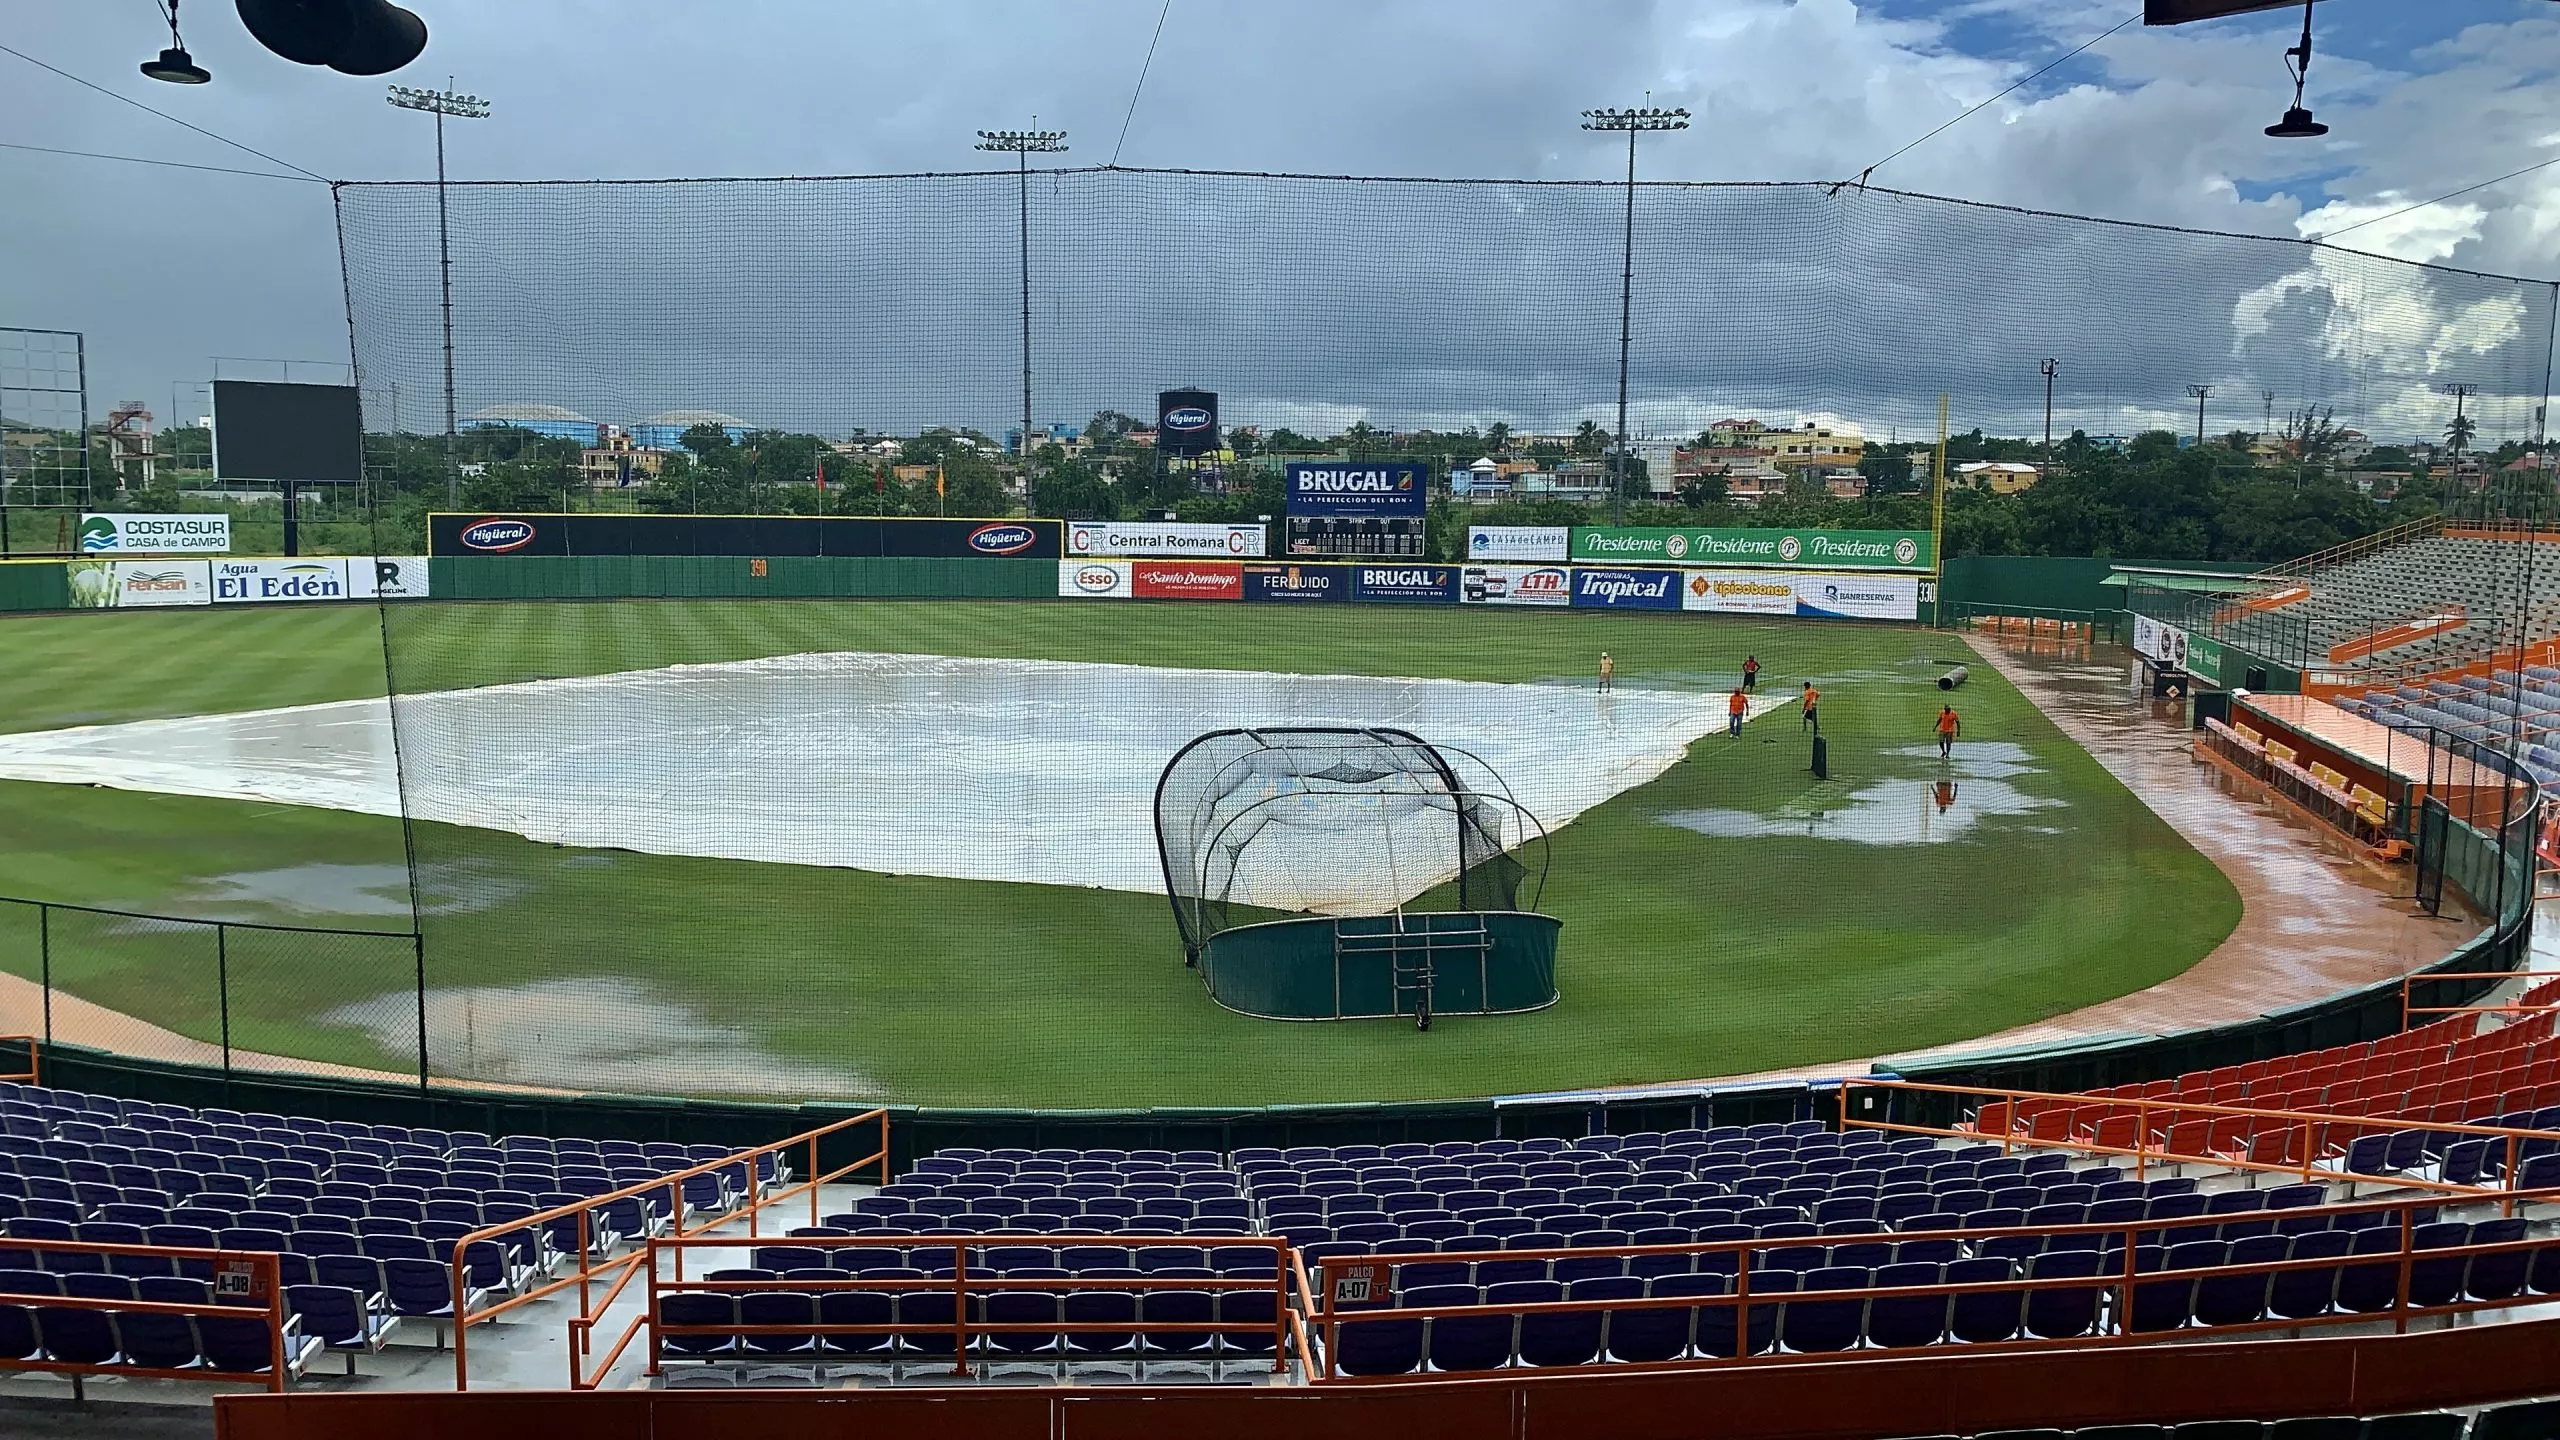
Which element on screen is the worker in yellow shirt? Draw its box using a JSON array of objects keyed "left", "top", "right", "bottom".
[{"left": 1598, "top": 651, "right": 1614, "bottom": 694}]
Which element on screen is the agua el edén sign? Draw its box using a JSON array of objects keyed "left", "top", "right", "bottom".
[{"left": 1570, "top": 527, "right": 1931, "bottom": 571}]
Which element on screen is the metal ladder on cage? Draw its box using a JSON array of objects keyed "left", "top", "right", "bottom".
[{"left": 1336, "top": 913, "right": 1493, "bottom": 1032}]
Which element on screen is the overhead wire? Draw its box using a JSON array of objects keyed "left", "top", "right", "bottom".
[
  {"left": 0, "top": 139, "right": 324, "bottom": 183},
  {"left": 0, "top": 40, "right": 331, "bottom": 183},
  {"left": 2313, "top": 153, "right": 2560, "bottom": 242},
  {"left": 1108, "top": 0, "right": 1174, "bottom": 168},
  {"left": 1830, "top": 9, "right": 2141, "bottom": 195}
]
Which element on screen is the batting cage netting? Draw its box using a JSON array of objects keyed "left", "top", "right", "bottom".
[{"left": 73, "top": 166, "right": 2505, "bottom": 1107}]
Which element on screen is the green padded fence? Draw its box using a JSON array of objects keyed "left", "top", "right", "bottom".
[{"left": 428, "top": 554, "right": 1057, "bottom": 601}]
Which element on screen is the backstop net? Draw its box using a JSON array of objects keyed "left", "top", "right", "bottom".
[{"left": 298, "top": 168, "right": 2560, "bottom": 1105}]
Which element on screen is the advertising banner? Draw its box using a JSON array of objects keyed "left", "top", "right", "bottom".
[
  {"left": 1242, "top": 562, "right": 1345, "bottom": 602},
  {"left": 1065, "top": 520, "right": 1266, "bottom": 558},
  {"left": 1130, "top": 560, "right": 1242, "bottom": 601},
  {"left": 80, "top": 513, "right": 231, "bottom": 555},
  {"left": 66, "top": 559, "right": 212, "bottom": 608},
  {"left": 1284, "top": 461, "right": 1428, "bottom": 518},
  {"left": 348, "top": 556, "right": 431, "bottom": 599},
  {"left": 211, "top": 557, "right": 350, "bottom": 604},
  {"left": 1465, "top": 526, "right": 1569, "bottom": 562},
  {"left": 2132, "top": 614, "right": 2190, "bottom": 667},
  {"left": 429, "top": 513, "right": 1064, "bottom": 559},
  {"left": 1679, "top": 570, "right": 1799, "bottom": 615},
  {"left": 2185, "top": 635, "right": 2225, "bottom": 685},
  {"left": 1791, "top": 572, "right": 1920, "bottom": 620},
  {"left": 1570, "top": 526, "right": 1932, "bottom": 571},
  {"left": 1058, "top": 559, "right": 1132, "bottom": 598},
  {"left": 1570, "top": 567, "right": 1683, "bottom": 611},
  {"left": 1461, "top": 564, "right": 1572, "bottom": 606},
  {"left": 1350, "top": 564, "right": 1459, "bottom": 604}
]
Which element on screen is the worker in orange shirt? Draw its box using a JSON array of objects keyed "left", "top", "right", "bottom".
[
  {"left": 1800, "top": 680, "right": 1820, "bottom": 733},
  {"left": 1727, "top": 686, "right": 1748, "bottom": 738},
  {"left": 1936, "top": 703, "right": 1961, "bottom": 759}
]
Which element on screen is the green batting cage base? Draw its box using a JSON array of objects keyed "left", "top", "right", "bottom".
[{"left": 1199, "top": 911, "right": 1561, "bottom": 1022}]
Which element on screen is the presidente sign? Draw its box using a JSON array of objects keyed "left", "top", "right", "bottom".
[
  {"left": 1570, "top": 527, "right": 1932, "bottom": 571},
  {"left": 1284, "top": 461, "right": 1428, "bottom": 518}
]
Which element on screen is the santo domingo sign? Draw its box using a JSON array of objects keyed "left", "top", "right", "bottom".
[{"left": 1569, "top": 527, "right": 1933, "bottom": 572}]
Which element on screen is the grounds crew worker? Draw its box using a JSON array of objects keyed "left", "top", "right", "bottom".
[
  {"left": 1598, "top": 652, "right": 1614, "bottom": 694},
  {"left": 1727, "top": 687, "right": 1748, "bottom": 738},
  {"left": 1936, "top": 704, "right": 1962, "bottom": 759},
  {"left": 1800, "top": 681, "right": 1819, "bottom": 733},
  {"left": 1741, "top": 654, "right": 1760, "bottom": 692}
]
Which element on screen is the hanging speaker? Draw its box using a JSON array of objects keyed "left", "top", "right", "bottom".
[{"left": 236, "top": 0, "right": 428, "bottom": 74}]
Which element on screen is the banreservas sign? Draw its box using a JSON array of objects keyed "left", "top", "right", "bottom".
[{"left": 1570, "top": 527, "right": 1931, "bottom": 571}]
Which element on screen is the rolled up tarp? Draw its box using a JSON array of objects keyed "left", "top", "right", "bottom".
[{"left": 1938, "top": 666, "right": 1969, "bottom": 691}]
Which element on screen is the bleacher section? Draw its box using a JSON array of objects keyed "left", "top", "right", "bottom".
[
  {"left": 2343, "top": 667, "right": 2560, "bottom": 789},
  {"left": 0, "top": 1079, "right": 783, "bottom": 1383},
  {"left": 2207, "top": 531, "right": 2554, "bottom": 677},
  {"left": 1986, "top": 1001, "right": 2560, "bottom": 1178}
]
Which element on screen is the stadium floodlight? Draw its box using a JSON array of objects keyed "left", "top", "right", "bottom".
[
  {"left": 2040, "top": 358, "right": 2060, "bottom": 458},
  {"left": 2263, "top": 0, "right": 2329, "bottom": 138},
  {"left": 389, "top": 82, "right": 493, "bottom": 505},
  {"left": 977, "top": 124, "right": 1068, "bottom": 517},
  {"left": 1582, "top": 105, "right": 1688, "bottom": 527},
  {"left": 140, "top": 0, "right": 211, "bottom": 84},
  {"left": 2188, "top": 384, "right": 2213, "bottom": 445}
]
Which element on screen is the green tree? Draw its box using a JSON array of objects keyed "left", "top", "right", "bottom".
[
  {"left": 1571, "top": 420, "right": 1608, "bottom": 458},
  {"left": 2446, "top": 412, "right": 2478, "bottom": 455},
  {"left": 1857, "top": 448, "right": 1917, "bottom": 495}
]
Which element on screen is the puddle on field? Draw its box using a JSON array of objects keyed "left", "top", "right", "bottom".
[
  {"left": 323, "top": 977, "right": 873, "bottom": 1098},
  {"left": 160, "top": 860, "right": 532, "bottom": 922},
  {"left": 1655, "top": 741, "right": 2071, "bottom": 846}
]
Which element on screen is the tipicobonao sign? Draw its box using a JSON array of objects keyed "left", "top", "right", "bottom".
[{"left": 1569, "top": 527, "right": 1932, "bottom": 571}]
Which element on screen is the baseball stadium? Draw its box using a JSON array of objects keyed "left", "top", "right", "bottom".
[{"left": 7, "top": 6, "right": 2560, "bottom": 1439}]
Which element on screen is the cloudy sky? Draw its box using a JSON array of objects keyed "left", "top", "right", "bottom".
[{"left": 4, "top": 0, "right": 2556, "bottom": 446}]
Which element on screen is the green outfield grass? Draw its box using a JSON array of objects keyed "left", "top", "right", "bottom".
[{"left": 0, "top": 600, "right": 2240, "bottom": 1106}]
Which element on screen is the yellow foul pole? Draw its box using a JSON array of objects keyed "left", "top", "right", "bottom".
[{"left": 1931, "top": 393, "right": 1948, "bottom": 620}]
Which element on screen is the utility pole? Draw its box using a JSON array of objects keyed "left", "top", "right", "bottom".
[
  {"left": 388, "top": 80, "right": 492, "bottom": 508},
  {"left": 2262, "top": 389, "right": 2276, "bottom": 439},
  {"left": 2187, "top": 385, "right": 2213, "bottom": 448},
  {"left": 2039, "top": 358, "right": 2059, "bottom": 460},
  {"left": 975, "top": 123, "right": 1067, "bottom": 518},
  {"left": 2445, "top": 381, "right": 2478, "bottom": 505},
  {"left": 1581, "top": 102, "right": 1688, "bottom": 527}
]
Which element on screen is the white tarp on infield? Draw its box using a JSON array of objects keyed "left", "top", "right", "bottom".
[{"left": 0, "top": 651, "right": 1726, "bottom": 893}]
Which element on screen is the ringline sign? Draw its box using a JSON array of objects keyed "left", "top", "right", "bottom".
[{"left": 1571, "top": 526, "right": 1932, "bottom": 571}]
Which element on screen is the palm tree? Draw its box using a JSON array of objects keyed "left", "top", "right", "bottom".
[
  {"left": 2446, "top": 412, "right": 2478, "bottom": 456},
  {"left": 1571, "top": 419, "right": 1609, "bottom": 457}
]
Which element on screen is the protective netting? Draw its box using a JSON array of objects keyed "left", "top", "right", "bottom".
[
  {"left": 141, "top": 166, "right": 2533, "bottom": 1106},
  {"left": 1153, "top": 727, "right": 1540, "bottom": 960},
  {"left": 333, "top": 170, "right": 2558, "bottom": 448}
]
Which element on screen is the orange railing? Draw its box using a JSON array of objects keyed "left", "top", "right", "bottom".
[
  {"left": 0, "top": 1035, "right": 37, "bottom": 1085},
  {"left": 448, "top": 1108, "right": 889, "bottom": 1390},
  {"left": 1302, "top": 1187, "right": 2560, "bottom": 1382},
  {"left": 1837, "top": 1079, "right": 2560, "bottom": 1211},
  {"left": 0, "top": 1239, "right": 293, "bottom": 1392},
  {"left": 635, "top": 1232, "right": 1301, "bottom": 1386},
  {"left": 2403, "top": 972, "right": 2560, "bottom": 1025}
]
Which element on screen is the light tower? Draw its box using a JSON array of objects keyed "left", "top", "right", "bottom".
[
  {"left": 2187, "top": 385, "right": 2213, "bottom": 447},
  {"left": 976, "top": 123, "right": 1069, "bottom": 517},
  {"left": 388, "top": 80, "right": 492, "bottom": 506},
  {"left": 1581, "top": 102, "right": 1689, "bottom": 527}
]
